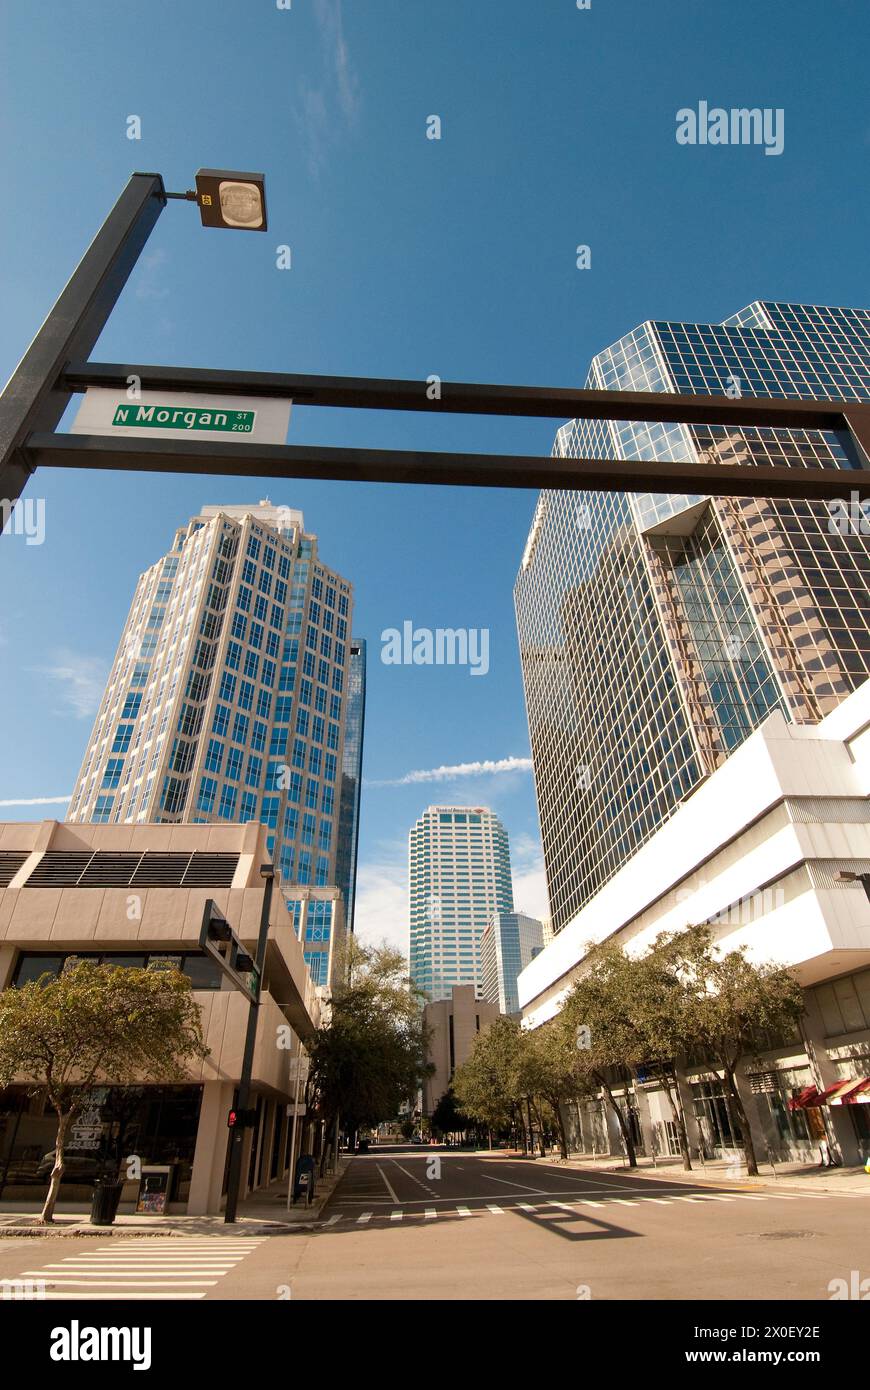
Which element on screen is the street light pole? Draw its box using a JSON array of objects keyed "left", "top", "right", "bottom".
[
  {"left": 224, "top": 864, "right": 275, "bottom": 1225},
  {"left": 0, "top": 172, "right": 166, "bottom": 509}
]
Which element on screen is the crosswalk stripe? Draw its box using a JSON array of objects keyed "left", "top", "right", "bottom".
[
  {"left": 14, "top": 1234, "right": 264, "bottom": 1302},
  {"left": 390, "top": 1210, "right": 403, "bottom": 1221},
  {"left": 610, "top": 1198, "right": 639, "bottom": 1206},
  {"left": 575, "top": 1199, "right": 606, "bottom": 1208},
  {"left": 486, "top": 1204, "right": 505, "bottom": 1215},
  {"left": 27, "top": 1279, "right": 220, "bottom": 1287},
  {"left": 42, "top": 1292, "right": 206, "bottom": 1301},
  {"left": 323, "top": 1215, "right": 342, "bottom": 1226},
  {"left": 517, "top": 1203, "right": 537, "bottom": 1212},
  {"left": 642, "top": 1198, "right": 674, "bottom": 1204},
  {"left": 424, "top": 1208, "right": 437, "bottom": 1219},
  {"left": 456, "top": 1206, "right": 472, "bottom": 1217},
  {"left": 357, "top": 1212, "right": 372, "bottom": 1224}
]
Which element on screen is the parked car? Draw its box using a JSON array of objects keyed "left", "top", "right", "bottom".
[{"left": 36, "top": 1151, "right": 103, "bottom": 1182}]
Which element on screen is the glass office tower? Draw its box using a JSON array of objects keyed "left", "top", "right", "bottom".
[
  {"left": 68, "top": 501, "right": 354, "bottom": 980},
  {"left": 515, "top": 302, "right": 870, "bottom": 934},
  {"left": 409, "top": 806, "right": 514, "bottom": 1000},
  {"left": 480, "top": 911, "right": 545, "bottom": 1016},
  {"left": 335, "top": 638, "right": 366, "bottom": 939}
]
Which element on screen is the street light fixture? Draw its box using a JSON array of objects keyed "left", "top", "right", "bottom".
[
  {"left": 0, "top": 167, "right": 269, "bottom": 516},
  {"left": 835, "top": 870, "right": 870, "bottom": 901},
  {"left": 193, "top": 168, "right": 267, "bottom": 232}
]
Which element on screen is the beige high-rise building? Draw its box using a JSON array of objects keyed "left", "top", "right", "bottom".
[
  {"left": 67, "top": 501, "right": 354, "bottom": 987},
  {"left": 422, "top": 984, "right": 500, "bottom": 1115}
]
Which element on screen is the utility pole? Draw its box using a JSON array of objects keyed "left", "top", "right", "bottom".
[
  {"left": 0, "top": 173, "right": 165, "bottom": 510},
  {"left": 224, "top": 864, "right": 275, "bottom": 1224}
]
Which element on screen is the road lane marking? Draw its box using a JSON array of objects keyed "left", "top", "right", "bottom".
[
  {"left": 390, "top": 1160, "right": 439, "bottom": 1194},
  {"left": 480, "top": 1173, "right": 550, "bottom": 1194},
  {"left": 323, "top": 1214, "right": 342, "bottom": 1225},
  {"left": 377, "top": 1165, "right": 400, "bottom": 1202}
]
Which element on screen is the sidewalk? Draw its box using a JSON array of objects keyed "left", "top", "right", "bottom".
[
  {"left": 477, "top": 1148, "right": 870, "bottom": 1194},
  {"left": 0, "top": 1156, "right": 352, "bottom": 1237}
]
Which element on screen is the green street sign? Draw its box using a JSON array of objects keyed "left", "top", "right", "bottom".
[{"left": 111, "top": 403, "right": 255, "bottom": 433}]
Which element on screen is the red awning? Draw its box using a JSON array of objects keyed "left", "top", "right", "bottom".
[
  {"left": 830, "top": 1077, "right": 870, "bottom": 1106},
  {"left": 788, "top": 1085, "right": 820, "bottom": 1111}
]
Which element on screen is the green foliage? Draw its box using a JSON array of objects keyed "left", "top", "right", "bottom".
[
  {"left": 451, "top": 1016, "right": 526, "bottom": 1131},
  {"left": 430, "top": 1087, "right": 471, "bottom": 1139},
  {"left": 306, "top": 939, "right": 431, "bottom": 1133},
  {"left": 0, "top": 960, "right": 209, "bottom": 1221}
]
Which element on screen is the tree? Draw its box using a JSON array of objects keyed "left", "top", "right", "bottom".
[
  {"left": 560, "top": 946, "right": 649, "bottom": 1167},
  {"left": 451, "top": 1016, "right": 525, "bottom": 1138},
  {"left": 520, "top": 1018, "right": 589, "bottom": 1160},
  {"left": 306, "top": 939, "right": 431, "bottom": 1153},
  {"left": 665, "top": 927, "right": 806, "bottom": 1176},
  {"left": 430, "top": 1088, "right": 472, "bottom": 1143},
  {"left": 585, "top": 938, "right": 697, "bottom": 1169},
  {"left": 0, "top": 961, "right": 208, "bottom": 1223}
]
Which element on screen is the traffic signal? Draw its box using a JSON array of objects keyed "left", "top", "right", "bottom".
[{"left": 227, "top": 1108, "right": 257, "bottom": 1129}]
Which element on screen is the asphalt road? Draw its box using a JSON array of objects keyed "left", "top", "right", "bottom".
[{"left": 1, "top": 1151, "right": 867, "bottom": 1301}]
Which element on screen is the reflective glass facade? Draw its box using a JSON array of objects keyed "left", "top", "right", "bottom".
[
  {"left": 515, "top": 302, "right": 870, "bottom": 933},
  {"left": 68, "top": 503, "right": 354, "bottom": 956},
  {"left": 479, "top": 912, "right": 544, "bottom": 1016},
  {"left": 335, "top": 638, "right": 366, "bottom": 941},
  {"left": 409, "top": 807, "right": 514, "bottom": 1001}
]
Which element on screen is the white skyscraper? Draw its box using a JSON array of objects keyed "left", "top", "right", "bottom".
[
  {"left": 67, "top": 500, "right": 354, "bottom": 986},
  {"left": 408, "top": 806, "right": 514, "bottom": 1001}
]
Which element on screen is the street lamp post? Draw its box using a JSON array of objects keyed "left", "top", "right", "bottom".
[
  {"left": 0, "top": 168, "right": 267, "bottom": 511},
  {"left": 224, "top": 863, "right": 276, "bottom": 1225}
]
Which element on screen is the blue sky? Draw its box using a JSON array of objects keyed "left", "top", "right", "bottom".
[{"left": 1, "top": 0, "right": 868, "bottom": 950}]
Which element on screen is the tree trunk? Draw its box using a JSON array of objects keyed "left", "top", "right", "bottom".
[
  {"left": 530, "top": 1099, "right": 547, "bottom": 1157},
  {"left": 552, "top": 1100, "right": 569, "bottom": 1160},
  {"left": 600, "top": 1076, "right": 637, "bottom": 1167},
  {"left": 661, "top": 1068, "right": 692, "bottom": 1171},
  {"left": 725, "top": 1064, "right": 758, "bottom": 1176},
  {"left": 41, "top": 1110, "right": 70, "bottom": 1224}
]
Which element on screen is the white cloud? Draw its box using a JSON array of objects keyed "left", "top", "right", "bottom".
[
  {"left": 353, "top": 846, "right": 408, "bottom": 958},
  {"left": 0, "top": 794, "right": 71, "bottom": 807},
  {"left": 510, "top": 834, "right": 551, "bottom": 923},
  {"left": 34, "top": 648, "right": 107, "bottom": 719},
  {"left": 313, "top": 0, "right": 360, "bottom": 123},
  {"left": 134, "top": 248, "right": 169, "bottom": 301},
  {"left": 294, "top": 0, "right": 360, "bottom": 177},
  {"left": 368, "top": 756, "right": 533, "bottom": 788}
]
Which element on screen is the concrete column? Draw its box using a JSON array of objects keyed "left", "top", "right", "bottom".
[
  {"left": 0, "top": 945, "right": 17, "bottom": 991},
  {"left": 188, "top": 1080, "right": 234, "bottom": 1215},
  {"left": 802, "top": 993, "right": 860, "bottom": 1165},
  {"left": 675, "top": 1067, "right": 703, "bottom": 1159}
]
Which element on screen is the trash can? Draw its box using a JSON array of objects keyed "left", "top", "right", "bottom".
[
  {"left": 293, "top": 1153, "right": 316, "bottom": 1205},
  {"left": 90, "top": 1177, "right": 124, "bottom": 1227}
]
